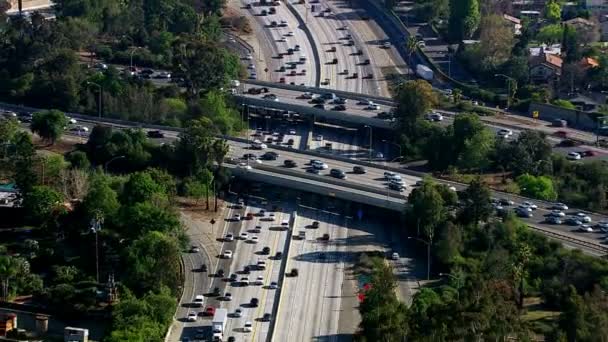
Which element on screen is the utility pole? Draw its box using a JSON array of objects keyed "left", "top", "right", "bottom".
[{"left": 90, "top": 214, "right": 104, "bottom": 283}]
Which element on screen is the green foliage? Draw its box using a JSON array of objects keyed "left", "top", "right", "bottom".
[
  {"left": 22, "top": 185, "right": 64, "bottom": 226},
  {"left": 552, "top": 99, "right": 576, "bottom": 109},
  {"left": 121, "top": 171, "right": 165, "bottom": 205},
  {"left": 83, "top": 173, "right": 120, "bottom": 219},
  {"left": 412, "top": 0, "right": 449, "bottom": 22},
  {"left": 126, "top": 231, "right": 181, "bottom": 295},
  {"left": 30, "top": 110, "right": 68, "bottom": 144},
  {"left": 395, "top": 80, "right": 438, "bottom": 135},
  {"left": 407, "top": 180, "right": 446, "bottom": 241},
  {"left": 119, "top": 201, "right": 180, "bottom": 239},
  {"left": 0, "top": 117, "right": 20, "bottom": 150},
  {"left": 66, "top": 151, "right": 91, "bottom": 169},
  {"left": 459, "top": 177, "right": 493, "bottom": 224},
  {"left": 493, "top": 130, "right": 553, "bottom": 176},
  {"left": 448, "top": 0, "right": 480, "bottom": 41},
  {"left": 10, "top": 132, "right": 37, "bottom": 194},
  {"left": 563, "top": 25, "right": 581, "bottom": 63},
  {"left": 536, "top": 24, "right": 564, "bottom": 44},
  {"left": 545, "top": 0, "right": 562, "bottom": 23}
]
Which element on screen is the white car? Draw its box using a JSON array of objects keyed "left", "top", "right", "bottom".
[
  {"left": 268, "top": 213, "right": 275, "bottom": 221},
  {"left": 448, "top": 186, "right": 457, "bottom": 192},
  {"left": 576, "top": 212, "right": 592, "bottom": 223},
  {"left": 285, "top": 31, "right": 294, "bottom": 37},
  {"left": 384, "top": 172, "right": 401, "bottom": 181},
  {"left": 240, "top": 277, "right": 249, "bottom": 286},
  {"left": 240, "top": 232, "right": 248, "bottom": 240},
  {"left": 225, "top": 233, "right": 234, "bottom": 241},
  {"left": 552, "top": 203, "right": 569, "bottom": 210},
  {"left": 382, "top": 42, "right": 391, "bottom": 48},
  {"left": 301, "top": 92, "right": 314, "bottom": 99},
  {"left": 67, "top": 117, "right": 77, "bottom": 124},
  {"left": 521, "top": 201, "right": 538, "bottom": 210},
  {"left": 193, "top": 295, "right": 204, "bottom": 307},
  {"left": 580, "top": 224, "right": 593, "bottom": 233},
  {"left": 254, "top": 276, "right": 264, "bottom": 285},
  {"left": 391, "top": 252, "right": 399, "bottom": 260},
  {"left": 234, "top": 214, "right": 241, "bottom": 221},
  {"left": 426, "top": 112, "right": 443, "bottom": 121},
  {"left": 517, "top": 205, "right": 533, "bottom": 212},
  {"left": 234, "top": 308, "right": 243, "bottom": 317},
  {"left": 248, "top": 63, "right": 256, "bottom": 70},
  {"left": 223, "top": 250, "right": 233, "bottom": 259},
  {"left": 314, "top": 134, "right": 323, "bottom": 141},
  {"left": 278, "top": 37, "right": 287, "bottom": 42},
  {"left": 249, "top": 236, "right": 259, "bottom": 243},
  {"left": 288, "top": 128, "right": 297, "bottom": 134},
  {"left": 224, "top": 292, "right": 232, "bottom": 301},
  {"left": 71, "top": 125, "right": 89, "bottom": 133},
  {"left": 246, "top": 54, "right": 253, "bottom": 60},
  {"left": 550, "top": 210, "right": 565, "bottom": 217},
  {"left": 187, "top": 312, "right": 197, "bottom": 322},
  {"left": 389, "top": 179, "right": 406, "bottom": 186},
  {"left": 567, "top": 151, "right": 582, "bottom": 160},
  {"left": 237, "top": 162, "right": 252, "bottom": 170},
  {"left": 312, "top": 160, "right": 328, "bottom": 169},
  {"left": 244, "top": 321, "right": 253, "bottom": 332},
  {"left": 366, "top": 104, "right": 380, "bottom": 110},
  {"left": 497, "top": 129, "right": 513, "bottom": 138},
  {"left": 268, "top": 281, "right": 279, "bottom": 289}
]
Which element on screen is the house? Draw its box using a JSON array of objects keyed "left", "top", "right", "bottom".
[
  {"left": 579, "top": 57, "right": 599, "bottom": 70},
  {"left": 564, "top": 17, "right": 601, "bottom": 43},
  {"left": 529, "top": 44, "right": 562, "bottom": 57},
  {"left": 503, "top": 14, "right": 522, "bottom": 35},
  {"left": 529, "top": 53, "right": 563, "bottom": 82}
]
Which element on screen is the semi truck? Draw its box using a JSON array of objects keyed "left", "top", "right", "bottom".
[
  {"left": 416, "top": 64, "right": 433, "bottom": 81},
  {"left": 212, "top": 308, "right": 228, "bottom": 341}
]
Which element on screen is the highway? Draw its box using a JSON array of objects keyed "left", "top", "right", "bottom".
[{"left": 274, "top": 207, "right": 349, "bottom": 342}]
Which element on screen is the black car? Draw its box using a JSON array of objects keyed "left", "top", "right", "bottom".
[
  {"left": 287, "top": 138, "right": 295, "bottom": 146},
  {"left": 275, "top": 251, "right": 283, "bottom": 259},
  {"left": 353, "top": 166, "right": 366, "bottom": 174},
  {"left": 243, "top": 153, "right": 257, "bottom": 160},
  {"left": 229, "top": 273, "right": 238, "bottom": 282},
  {"left": 313, "top": 104, "right": 325, "bottom": 110},
  {"left": 147, "top": 130, "right": 165, "bottom": 138},
  {"left": 330, "top": 168, "right": 346, "bottom": 179},
  {"left": 217, "top": 269, "right": 225, "bottom": 277},
  {"left": 212, "top": 287, "right": 220, "bottom": 296},
  {"left": 262, "top": 246, "right": 271, "bottom": 255},
  {"left": 250, "top": 297, "right": 259, "bottom": 307},
  {"left": 200, "top": 264, "right": 207, "bottom": 272},
  {"left": 284, "top": 159, "right": 297, "bottom": 167},
  {"left": 333, "top": 105, "right": 346, "bottom": 111},
  {"left": 262, "top": 313, "right": 272, "bottom": 322},
  {"left": 310, "top": 97, "right": 325, "bottom": 104},
  {"left": 243, "top": 266, "right": 251, "bottom": 274},
  {"left": 311, "top": 221, "right": 320, "bottom": 228},
  {"left": 333, "top": 98, "right": 346, "bottom": 104},
  {"left": 262, "top": 152, "right": 279, "bottom": 160}
]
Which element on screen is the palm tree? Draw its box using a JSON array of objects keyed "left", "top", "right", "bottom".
[
  {"left": 0, "top": 255, "right": 18, "bottom": 301},
  {"left": 406, "top": 36, "right": 419, "bottom": 75}
]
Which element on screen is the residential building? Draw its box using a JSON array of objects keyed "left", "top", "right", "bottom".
[
  {"left": 564, "top": 17, "right": 601, "bottom": 43},
  {"left": 64, "top": 327, "right": 89, "bottom": 342},
  {"left": 530, "top": 53, "right": 563, "bottom": 82},
  {"left": 503, "top": 14, "right": 522, "bottom": 35},
  {"left": 529, "top": 44, "right": 562, "bottom": 57}
]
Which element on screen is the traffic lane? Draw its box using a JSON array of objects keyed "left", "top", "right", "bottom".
[{"left": 309, "top": 124, "right": 365, "bottom": 159}]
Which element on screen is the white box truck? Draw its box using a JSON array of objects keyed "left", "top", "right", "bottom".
[
  {"left": 212, "top": 308, "right": 228, "bottom": 340},
  {"left": 416, "top": 64, "right": 433, "bottom": 81}
]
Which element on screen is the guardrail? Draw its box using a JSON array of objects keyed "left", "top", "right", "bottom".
[
  {"left": 528, "top": 224, "right": 608, "bottom": 255},
  {"left": 283, "top": 1, "right": 322, "bottom": 87}
]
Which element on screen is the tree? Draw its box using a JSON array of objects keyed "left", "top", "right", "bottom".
[
  {"left": 121, "top": 171, "right": 164, "bottom": 205},
  {"left": 126, "top": 231, "right": 181, "bottom": 295},
  {"left": 66, "top": 151, "right": 91, "bottom": 169},
  {"left": 11, "top": 132, "right": 37, "bottom": 195},
  {"left": 536, "top": 24, "right": 564, "bottom": 44},
  {"left": 459, "top": 177, "right": 493, "bottom": 225},
  {"left": 405, "top": 36, "right": 419, "bottom": 72},
  {"left": 407, "top": 180, "right": 445, "bottom": 240},
  {"left": 0, "top": 255, "right": 18, "bottom": 301},
  {"left": 562, "top": 24, "right": 581, "bottom": 63},
  {"left": 478, "top": 14, "right": 515, "bottom": 69},
  {"left": 545, "top": 0, "right": 562, "bottom": 23},
  {"left": 22, "top": 185, "right": 64, "bottom": 226},
  {"left": 0, "top": 117, "right": 20, "bottom": 154},
  {"left": 183, "top": 177, "right": 207, "bottom": 205},
  {"left": 83, "top": 173, "right": 120, "bottom": 219},
  {"left": 493, "top": 130, "right": 552, "bottom": 176},
  {"left": 516, "top": 174, "right": 558, "bottom": 201},
  {"left": 394, "top": 80, "right": 438, "bottom": 135},
  {"left": 175, "top": 117, "right": 217, "bottom": 176},
  {"left": 30, "top": 110, "right": 67, "bottom": 145},
  {"left": 119, "top": 201, "right": 181, "bottom": 238},
  {"left": 552, "top": 99, "right": 576, "bottom": 109},
  {"left": 449, "top": 0, "right": 480, "bottom": 41}
]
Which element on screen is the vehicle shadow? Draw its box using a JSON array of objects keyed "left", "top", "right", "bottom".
[{"left": 313, "top": 333, "right": 355, "bottom": 342}]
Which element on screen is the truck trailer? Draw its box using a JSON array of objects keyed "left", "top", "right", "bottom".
[
  {"left": 416, "top": 64, "right": 433, "bottom": 81},
  {"left": 212, "top": 308, "right": 228, "bottom": 340}
]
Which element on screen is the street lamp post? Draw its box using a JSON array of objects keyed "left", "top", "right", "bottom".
[
  {"left": 104, "top": 155, "right": 126, "bottom": 172},
  {"left": 494, "top": 73, "right": 516, "bottom": 110},
  {"left": 90, "top": 214, "right": 104, "bottom": 283},
  {"left": 86, "top": 82, "right": 102, "bottom": 118},
  {"left": 364, "top": 125, "right": 372, "bottom": 161},
  {"left": 408, "top": 236, "right": 431, "bottom": 280},
  {"left": 439, "top": 272, "right": 462, "bottom": 302}
]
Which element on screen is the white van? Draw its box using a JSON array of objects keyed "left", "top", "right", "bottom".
[
  {"left": 193, "top": 295, "right": 204, "bottom": 307},
  {"left": 281, "top": 219, "right": 289, "bottom": 226}
]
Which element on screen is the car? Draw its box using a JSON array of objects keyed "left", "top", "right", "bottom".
[
  {"left": 567, "top": 151, "right": 582, "bottom": 160},
  {"left": 275, "top": 251, "right": 283, "bottom": 259},
  {"left": 227, "top": 337, "right": 236, "bottom": 342},
  {"left": 278, "top": 37, "right": 287, "bottom": 42},
  {"left": 389, "top": 178, "right": 406, "bottom": 186},
  {"left": 320, "top": 233, "right": 330, "bottom": 241},
  {"left": 223, "top": 250, "right": 233, "bottom": 259},
  {"left": 284, "top": 159, "right": 297, "bottom": 167},
  {"left": 250, "top": 297, "right": 259, "bottom": 307},
  {"left": 330, "top": 168, "right": 347, "bottom": 179},
  {"left": 193, "top": 295, "right": 204, "bottom": 307},
  {"left": 391, "top": 252, "right": 399, "bottom": 260},
  {"left": 516, "top": 208, "right": 533, "bottom": 218},
  {"left": 312, "top": 160, "right": 328, "bottom": 169},
  {"left": 382, "top": 42, "right": 391, "bottom": 48},
  {"left": 262, "top": 151, "right": 279, "bottom": 160},
  {"left": 240, "top": 277, "right": 250, "bottom": 286},
  {"left": 71, "top": 125, "right": 89, "bottom": 133},
  {"left": 233, "top": 308, "right": 243, "bottom": 318},
  {"left": 497, "top": 129, "right": 513, "bottom": 138},
  {"left": 366, "top": 104, "right": 380, "bottom": 110},
  {"left": 550, "top": 210, "right": 566, "bottom": 217},
  {"left": 157, "top": 72, "right": 171, "bottom": 79},
  {"left": 388, "top": 183, "right": 404, "bottom": 192},
  {"left": 287, "top": 268, "right": 299, "bottom": 277},
  {"left": 313, "top": 103, "right": 325, "bottom": 110},
  {"left": 190, "top": 246, "right": 201, "bottom": 253},
  {"left": 254, "top": 276, "right": 264, "bottom": 285},
  {"left": 333, "top": 97, "right": 347, "bottom": 104},
  {"left": 545, "top": 216, "right": 562, "bottom": 224},
  {"left": 499, "top": 198, "right": 515, "bottom": 206},
  {"left": 517, "top": 205, "right": 532, "bottom": 213},
  {"left": 300, "top": 92, "right": 314, "bottom": 99},
  {"left": 262, "top": 246, "right": 271, "bottom": 254},
  {"left": 262, "top": 313, "right": 272, "bottom": 322},
  {"left": 237, "top": 162, "right": 252, "bottom": 170},
  {"left": 448, "top": 186, "right": 457, "bottom": 192},
  {"left": 243, "top": 153, "right": 258, "bottom": 160},
  {"left": 552, "top": 203, "right": 569, "bottom": 210},
  {"left": 286, "top": 31, "right": 294, "bottom": 37},
  {"left": 287, "top": 138, "right": 295, "bottom": 145},
  {"left": 311, "top": 221, "right": 320, "bottom": 228},
  {"left": 252, "top": 225, "right": 262, "bottom": 233},
  {"left": 216, "top": 269, "right": 225, "bottom": 277},
  {"left": 596, "top": 221, "right": 608, "bottom": 231},
  {"left": 576, "top": 212, "right": 592, "bottom": 223},
  {"left": 249, "top": 236, "right": 259, "bottom": 243},
  {"left": 268, "top": 213, "right": 276, "bottom": 221},
  {"left": 263, "top": 94, "right": 279, "bottom": 102},
  {"left": 234, "top": 214, "right": 241, "bottom": 221},
  {"left": 308, "top": 167, "right": 321, "bottom": 174},
  {"left": 333, "top": 105, "right": 346, "bottom": 111},
  {"left": 269, "top": 281, "right": 279, "bottom": 289},
  {"left": 353, "top": 165, "right": 366, "bottom": 174},
  {"left": 244, "top": 321, "right": 253, "bottom": 332},
  {"left": 229, "top": 273, "right": 238, "bottom": 282},
  {"left": 288, "top": 128, "right": 297, "bottom": 134},
  {"left": 384, "top": 172, "right": 401, "bottom": 181},
  {"left": 187, "top": 312, "right": 197, "bottom": 321},
  {"left": 426, "top": 113, "right": 443, "bottom": 121},
  {"left": 566, "top": 217, "right": 583, "bottom": 226},
  {"left": 224, "top": 292, "right": 232, "bottom": 301},
  {"left": 579, "top": 224, "right": 594, "bottom": 232},
  {"left": 200, "top": 264, "right": 207, "bottom": 272},
  {"left": 240, "top": 232, "right": 249, "bottom": 240},
  {"left": 521, "top": 201, "right": 538, "bottom": 210},
  {"left": 225, "top": 233, "right": 234, "bottom": 241},
  {"left": 204, "top": 306, "right": 216, "bottom": 316}
]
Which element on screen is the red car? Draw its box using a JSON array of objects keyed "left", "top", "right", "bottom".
[
  {"left": 204, "top": 306, "right": 215, "bottom": 316},
  {"left": 554, "top": 130, "right": 569, "bottom": 138}
]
